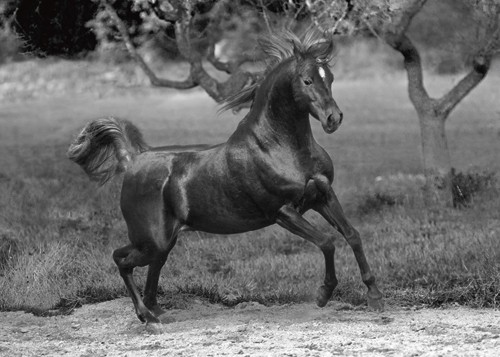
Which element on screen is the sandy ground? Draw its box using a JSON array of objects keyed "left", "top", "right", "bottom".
[{"left": 1, "top": 298, "right": 499, "bottom": 357}]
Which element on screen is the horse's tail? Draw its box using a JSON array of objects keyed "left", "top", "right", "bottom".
[{"left": 67, "top": 117, "right": 149, "bottom": 185}]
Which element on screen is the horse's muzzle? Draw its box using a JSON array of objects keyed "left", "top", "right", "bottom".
[{"left": 322, "top": 111, "right": 343, "bottom": 134}]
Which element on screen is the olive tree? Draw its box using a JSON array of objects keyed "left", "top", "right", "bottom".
[
  {"left": 382, "top": 0, "right": 500, "bottom": 207},
  {"left": 310, "top": 0, "right": 500, "bottom": 207},
  {"left": 96, "top": 0, "right": 262, "bottom": 103}
]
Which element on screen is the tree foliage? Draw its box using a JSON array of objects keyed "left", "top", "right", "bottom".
[
  {"left": 0, "top": 0, "right": 20, "bottom": 18},
  {"left": 91, "top": 0, "right": 272, "bottom": 103},
  {"left": 11, "top": 0, "right": 98, "bottom": 56}
]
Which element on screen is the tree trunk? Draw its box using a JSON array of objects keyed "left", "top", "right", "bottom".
[
  {"left": 387, "top": 32, "right": 491, "bottom": 208},
  {"left": 418, "top": 112, "right": 452, "bottom": 207}
]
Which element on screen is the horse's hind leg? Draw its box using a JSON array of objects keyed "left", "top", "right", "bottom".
[
  {"left": 113, "top": 244, "right": 159, "bottom": 323},
  {"left": 315, "top": 188, "right": 384, "bottom": 310},
  {"left": 276, "top": 205, "right": 339, "bottom": 307},
  {"left": 142, "top": 218, "right": 181, "bottom": 318},
  {"left": 142, "top": 252, "right": 170, "bottom": 317}
]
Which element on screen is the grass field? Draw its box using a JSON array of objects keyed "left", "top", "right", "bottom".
[{"left": 0, "top": 59, "right": 499, "bottom": 313}]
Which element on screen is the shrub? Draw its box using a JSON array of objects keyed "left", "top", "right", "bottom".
[
  {"left": 358, "top": 192, "right": 400, "bottom": 215},
  {"left": 452, "top": 168, "right": 497, "bottom": 208},
  {"left": 357, "top": 173, "right": 425, "bottom": 215}
]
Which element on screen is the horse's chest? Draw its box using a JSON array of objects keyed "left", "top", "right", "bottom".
[{"left": 252, "top": 151, "right": 331, "bottom": 208}]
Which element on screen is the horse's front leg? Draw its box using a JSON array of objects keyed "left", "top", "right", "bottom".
[
  {"left": 315, "top": 187, "right": 384, "bottom": 311},
  {"left": 276, "top": 205, "right": 339, "bottom": 307}
]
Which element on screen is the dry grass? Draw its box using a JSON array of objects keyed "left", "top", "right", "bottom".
[{"left": 0, "top": 58, "right": 499, "bottom": 312}]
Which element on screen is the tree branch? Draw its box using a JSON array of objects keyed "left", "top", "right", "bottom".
[
  {"left": 385, "top": 0, "right": 428, "bottom": 39},
  {"left": 105, "top": 0, "right": 258, "bottom": 105},
  {"left": 173, "top": 4, "right": 259, "bottom": 103},
  {"left": 436, "top": 55, "right": 491, "bottom": 118},
  {"left": 206, "top": 41, "right": 258, "bottom": 74},
  {"left": 202, "top": 0, "right": 260, "bottom": 75},
  {"left": 259, "top": 0, "right": 272, "bottom": 33},
  {"left": 219, "top": 69, "right": 257, "bottom": 99},
  {"left": 201, "top": 0, "right": 233, "bottom": 74},
  {"left": 103, "top": 1, "right": 196, "bottom": 89},
  {"left": 330, "top": 0, "right": 351, "bottom": 35},
  {"left": 173, "top": 13, "right": 225, "bottom": 101},
  {"left": 206, "top": 43, "right": 231, "bottom": 73},
  {"left": 385, "top": 1, "right": 497, "bottom": 120},
  {"left": 390, "top": 35, "right": 433, "bottom": 114}
]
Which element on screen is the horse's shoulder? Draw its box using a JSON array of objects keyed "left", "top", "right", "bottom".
[{"left": 311, "top": 144, "right": 334, "bottom": 181}]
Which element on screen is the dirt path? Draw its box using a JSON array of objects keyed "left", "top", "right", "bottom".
[{"left": 0, "top": 298, "right": 499, "bottom": 356}]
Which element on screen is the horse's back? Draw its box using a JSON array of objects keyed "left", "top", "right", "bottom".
[
  {"left": 122, "top": 144, "right": 222, "bottom": 194},
  {"left": 149, "top": 143, "right": 219, "bottom": 152}
]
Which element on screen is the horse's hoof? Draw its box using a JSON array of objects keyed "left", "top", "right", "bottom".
[
  {"left": 367, "top": 296, "right": 384, "bottom": 312},
  {"left": 150, "top": 305, "right": 167, "bottom": 318},
  {"left": 316, "top": 285, "right": 334, "bottom": 308},
  {"left": 138, "top": 310, "right": 161, "bottom": 324}
]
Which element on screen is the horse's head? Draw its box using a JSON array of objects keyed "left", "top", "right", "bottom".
[
  {"left": 221, "top": 30, "right": 342, "bottom": 134},
  {"left": 291, "top": 40, "right": 342, "bottom": 134}
]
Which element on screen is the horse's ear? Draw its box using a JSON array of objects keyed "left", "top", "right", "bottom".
[
  {"left": 292, "top": 40, "right": 304, "bottom": 61},
  {"left": 309, "top": 39, "right": 335, "bottom": 63}
]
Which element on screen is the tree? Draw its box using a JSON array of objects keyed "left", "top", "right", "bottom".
[
  {"left": 380, "top": 0, "right": 500, "bottom": 207},
  {"left": 13, "top": 0, "right": 98, "bottom": 56},
  {"left": 308, "top": 0, "right": 500, "bottom": 207},
  {"left": 97, "top": 0, "right": 264, "bottom": 104}
]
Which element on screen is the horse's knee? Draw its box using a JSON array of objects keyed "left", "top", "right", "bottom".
[
  {"left": 113, "top": 246, "right": 130, "bottom": 267},
  {"left": 113, "top": 245, "right": 152, "bottom": 269},
  {"left": 344, "top": 228, "right": 362, "bottom": 250}
]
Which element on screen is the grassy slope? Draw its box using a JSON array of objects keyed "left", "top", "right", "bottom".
[{"left": 0, "top": 61, "right": 499, "bottom": 312}]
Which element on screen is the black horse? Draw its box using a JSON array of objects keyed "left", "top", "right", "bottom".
[{"left": 68, "top": 30, "right": 383, "bottom": 324}]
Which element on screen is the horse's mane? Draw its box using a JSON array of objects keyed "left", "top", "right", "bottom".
[{"left": 220, "top": 29, "right": 336, "bottom": 113}]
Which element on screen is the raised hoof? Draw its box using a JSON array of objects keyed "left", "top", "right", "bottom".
[
  {"left": 367, "top": 296, "right": 384, "bottom": 312},
  {"left": 316, "top": 285, "right": 334, "bottom": 308}
]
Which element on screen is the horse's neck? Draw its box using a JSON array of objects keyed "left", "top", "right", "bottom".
[{"left": 253, "top": 71, "right": 314, "bottom": 150}]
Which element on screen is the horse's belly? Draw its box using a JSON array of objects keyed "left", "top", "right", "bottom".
[
  {"left": 184, "top": 190, "right": 273, "bottom": 234},
  {"left": 187, "top": 214, "right": 272, "bottom": 234}
]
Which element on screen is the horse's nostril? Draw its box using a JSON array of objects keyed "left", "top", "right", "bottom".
[{"left": 327, "top": 113, "right": 342, "bottom": 126}]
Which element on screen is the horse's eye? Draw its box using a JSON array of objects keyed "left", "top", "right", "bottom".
[{"left": 303, "top": 78, "right": 312, "bottom": 86}]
